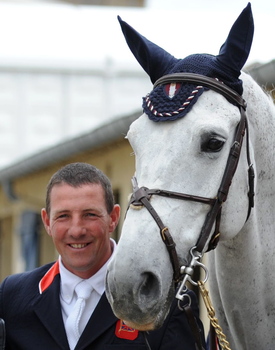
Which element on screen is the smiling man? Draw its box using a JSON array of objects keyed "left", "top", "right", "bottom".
[
  {"left": 41, "top": 171, "right": 119, "bottom": 280},
  {"left": 0, "top": 162, "right": 205, "bottom": 350}
]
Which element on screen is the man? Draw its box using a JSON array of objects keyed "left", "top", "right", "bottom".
[{"left": 0, "top": 162, "right": 205, "bottom": 349}]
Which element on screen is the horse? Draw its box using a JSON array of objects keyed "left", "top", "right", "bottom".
[{"left": 106, "top": 3, "right": 275, "bottom": 349}]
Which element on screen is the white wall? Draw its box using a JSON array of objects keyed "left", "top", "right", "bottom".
[{"left": 0, "top": 59, "right": 151, "bottom": 169}]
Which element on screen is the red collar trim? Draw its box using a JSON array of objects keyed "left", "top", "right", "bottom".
[{"left": 39, "top": 261, "right": 60, "bottom": 294}]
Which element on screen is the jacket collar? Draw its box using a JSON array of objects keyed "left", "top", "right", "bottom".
[
  {"left": 35, "top": 262, "right": 119, "bottom": 350},
  {"left": 39, "top": 260, "right": 60, "bottom": 294},
  {"left": 33, "top": 268, "right": 70, "bottom": 350}
]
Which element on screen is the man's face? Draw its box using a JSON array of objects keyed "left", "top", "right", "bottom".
[{"left": 41, "top": 183, "right": 120, "bottom": 278}]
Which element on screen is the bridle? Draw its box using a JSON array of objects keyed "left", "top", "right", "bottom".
[{"left": 128, "top": 73, "right": 255, "bottom": 284}]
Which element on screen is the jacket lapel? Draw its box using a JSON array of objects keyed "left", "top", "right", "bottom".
[
  {"left": 32, "top": 273, "right": 69, "bottom": 350},
  {"left": 76, "top": 293, "right": 118, "bottom": 350}
]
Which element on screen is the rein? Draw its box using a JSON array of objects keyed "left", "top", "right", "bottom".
[{"left": 129, "top": 73, "right": 255, "bottom": 282}]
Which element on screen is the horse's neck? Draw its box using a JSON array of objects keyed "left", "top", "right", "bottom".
[
  {"left": 242, "top": 73, "right": 275, "bottom": 205},
  {"left": 208, "top": 74, "right": 275, "bottom": 350},
  {"left": 216, "top": 73, "right": 275, "bottom": 277},
  {"left": 209, "top": 223, "right": 275, "bottom": 349},
  {"left": 243, "top": 73, "right": 275, "bottom": 164}
]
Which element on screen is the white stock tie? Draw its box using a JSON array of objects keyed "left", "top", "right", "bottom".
[{"left": 65, "top": 280, "right": 91, "bottom": 350}]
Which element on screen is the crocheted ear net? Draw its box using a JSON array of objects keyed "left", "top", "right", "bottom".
[{"left": 142, "top": 53, "right": 245, "bottom": 122}]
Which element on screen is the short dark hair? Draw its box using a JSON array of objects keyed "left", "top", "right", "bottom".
[{"left": 45, "top": 162, "right": 115, "bottom": 214}]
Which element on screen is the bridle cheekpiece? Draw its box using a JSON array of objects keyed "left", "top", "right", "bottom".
[{"left": 129, "top": 73, "right": 255, "bottom": 292}]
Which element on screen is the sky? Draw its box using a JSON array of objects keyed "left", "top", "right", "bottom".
[{"left": 0, "top": 0, "right": 273, "bottom": 70}]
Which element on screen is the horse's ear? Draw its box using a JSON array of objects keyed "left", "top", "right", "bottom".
[
  {"left": 117, "top": 16, "right": 178, "bottom": 84},
  {"left": 217, "top": 2, "right": 254, "bottom": 77}
]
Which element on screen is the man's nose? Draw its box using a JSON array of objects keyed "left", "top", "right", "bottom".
[{"left": 68, "top": 217, "right": 87, "bottom": 237}]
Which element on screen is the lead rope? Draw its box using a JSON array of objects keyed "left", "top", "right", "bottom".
[
  {"left": 176, "top": 248, "right": 232, "bottom": 350},
  {"left": 142, "top": 269, "right": 231, "bottom": 350},
  {"left": 197, "top": 280, "right": 231, "bottom": 350},
  {"left": 142, "top": 332, "right": 152, "bottom": 350}
]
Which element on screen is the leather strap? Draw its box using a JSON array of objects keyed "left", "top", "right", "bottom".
[
  {"left": 0, "top": 318, "right": 5, "bottom": 350},
  {"left": 183, "top": 304, "right": 205, "bottom": 350},
  {"left": 208, "top": 324, "right": 218, "bottom": 350},
  {"left": 154, "top": 72, "right": 246, "bottom": 109},
  {"left": 153, "top": 72, "right": 252, "bottom": 253},
  {"left": 130, "top": 185, "right": 181, "bottom": 282},
  {"left": 196, "top": 105, "right": 247, "bottom": 252},
  {"left": 129, "top": 72, "right": 254, "bottom": 281}
]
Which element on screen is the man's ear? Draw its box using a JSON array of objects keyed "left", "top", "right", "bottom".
[
  {"left": 41, "top": 208, "right": 51, "bottom": 236},
  {"left": 109, "top": 204, "right": 121, "bottom": 233}
]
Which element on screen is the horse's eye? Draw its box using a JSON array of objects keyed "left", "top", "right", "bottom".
[{"left": 201, "top": 137, "right": 225, "bottom": 152}]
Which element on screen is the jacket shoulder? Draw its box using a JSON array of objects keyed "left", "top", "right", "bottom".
[{"left": 0, "top": 262, "right": 56, "bottom": 299}]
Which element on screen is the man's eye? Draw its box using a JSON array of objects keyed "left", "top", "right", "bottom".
[
  {"left": 59, "top": 214, "right": 68, "bottom": 218},
  {"left": 85, "top": 213, "right": 97, "bottom": 217},
  {"left": 55, "top": 214, "right": 68, "bottom": 220}
]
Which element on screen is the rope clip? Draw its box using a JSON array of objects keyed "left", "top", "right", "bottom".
[{"left": 176, "top": 247, "right": 209, "bottom": 301}]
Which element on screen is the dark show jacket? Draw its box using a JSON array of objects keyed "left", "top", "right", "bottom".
[{"left": 0, "top": 262, "right": 205, "bottom": 349}]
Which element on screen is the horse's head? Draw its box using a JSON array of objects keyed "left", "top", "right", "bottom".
[{"left": 106, "top": 3, "right": 254, "bottom": 330}]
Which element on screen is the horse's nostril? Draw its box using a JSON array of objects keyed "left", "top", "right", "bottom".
[{"left": 137, "top": 272, "right": 160, "bottom": 309}]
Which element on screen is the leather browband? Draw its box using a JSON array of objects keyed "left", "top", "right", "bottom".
[{"left": 154, "top": 72, "right": 247, "bottom": 110}]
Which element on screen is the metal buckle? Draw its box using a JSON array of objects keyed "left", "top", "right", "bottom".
[{"left": 176, "top": 247, "right": 209, "bottom": 301}]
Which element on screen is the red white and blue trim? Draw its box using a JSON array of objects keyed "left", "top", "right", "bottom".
[{"left": 38, "top": 261, "right": 60, "bottom": 294}]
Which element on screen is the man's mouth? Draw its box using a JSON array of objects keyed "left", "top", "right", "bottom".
[{"left": 69, "top": 243, "right": 89, "bottom": 249}]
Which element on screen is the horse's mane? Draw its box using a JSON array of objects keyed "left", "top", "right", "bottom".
[
  {"left": 241, "top": 72, "right": 275, "bottom": 132},
  {"left": 242, "top": 71, "right": 275, "bottom": 111}
]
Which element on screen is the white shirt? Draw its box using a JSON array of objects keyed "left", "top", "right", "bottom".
[{"left": 59, "top": 238, "right": 117, "bottom": 335}]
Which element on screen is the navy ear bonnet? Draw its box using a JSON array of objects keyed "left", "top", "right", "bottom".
[
  {"left": 142, "top": 53, "right": 244, "bottom": 122},
  {"left": 118, "top": 3, "right": 254, "bottom": 122}
]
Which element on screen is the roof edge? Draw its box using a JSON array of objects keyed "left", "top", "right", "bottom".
[
  {"left": 0, "top": 111, "right": 141, "bottom": 182},
  {"left": 246, "top": 59, "right": 275, "bottom": 87}
]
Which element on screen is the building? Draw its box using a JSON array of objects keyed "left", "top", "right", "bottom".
[
  {"left": 245, "top": 59, "right": 275, "bottom": 99},
  {"left": 0, "top": 110, "right": 139, "bottom": 279},
  {"left": 0, "top": 1, "right": 153, "bottom": 170},
  {"left": 0, "top": 58, "right": 151, "bottom": 169},
  {"left": 0, "top": 60, "right": 274, "bottom": 279},
  {"left": 0, "top": 57, "right": 273, "bottom": 338}
]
